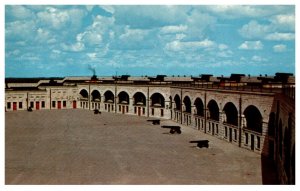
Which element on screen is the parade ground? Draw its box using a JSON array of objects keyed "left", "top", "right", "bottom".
[{"left": 6, "top": 109, "right": 268, "bottom": 184}]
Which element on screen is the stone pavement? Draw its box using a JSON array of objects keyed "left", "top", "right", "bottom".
[{"left": 6, "top": 109, "right": 264, "bottom": 184}]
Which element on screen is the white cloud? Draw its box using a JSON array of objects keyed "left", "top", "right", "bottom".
[
  {"left": 37, "top": 7, "right": 70, "bottom": 29},
  {"left": 77, "top": 31, "right": 102, "bottom": 45},
  {"left": 37, "top": 7, "right": 86, "bottom": 30},
  {"left": 273, "top": 44, "right": 287, "bottom": 52},
  {"left": 8, "top": 5, "right": 34, "bottom": 19},
  {"left": 271, "top": 14, "right": 295, "bottom": 31},
  {"left": 218, "top": 44, "right": 229, "bottom": 50},
  {"left": 119, "top": 26, "right": 149, "bottom": 41},
  {"left": 35, "top": 28, "right": 51, "bottom": 43},
  {"left": 6, "top": 20, "right": 36, "bottom": 40},
  {"left": 265, "top": 32, "right": 295, "bottom": 41},
  {"left": 251, "top": 55, "right": 268, "bottom": 62},
  {"left": 238, "top": 41, "right": 263, "bottom": 50},
  {"left": 206, "top": 5, "right": 292, "bottom": 19},
  {"left": 99, "top": 5, "right": 115, "bottom": 14},
  {"left": 160, "top": 25, "right": 188, "bottom": 34},
  {"left": 238, "top": 20, "right": 270, "bottom": 39},
  {"left": 165, "top": 39, "right": 215, "bottom": 52},
  {"left": 217, "top": 50, "right": 233, "bottom": 58},
  {"left": 61, "top": 42, "right": 85, "bottom": 52}
]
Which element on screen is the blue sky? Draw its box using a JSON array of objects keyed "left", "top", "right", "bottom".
[{"left": 5, "top": 5, "right": 295, "bottom": 77}]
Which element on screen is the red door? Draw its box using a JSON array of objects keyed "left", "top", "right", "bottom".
[
  {"left": 58, "top": 101, "right": 61, "bottom": 109},
  {"left": 36, "top": 102, "right": 40, "bottom": 110},
  {"left": 73, "top": 101, "right": 76, "bottom": 109},
  {"left": 138, "top": 107, "right": 141, "bottom": 116},
  {"left": 13, "top": 102, "right": 17, "bottom": 111}
]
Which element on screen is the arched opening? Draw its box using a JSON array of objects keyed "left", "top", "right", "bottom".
[
  {"left": 183, "top": 96, "right": 191, "bottom": 113},
  {"left": 79, "top": 89, "right": 88, "bottom": 100},
  {"left": 133, "top": 92, "right": 146, "bottom": 106},
  {"left": 174, "top": 94, "right": 180, "bottom": 110},
  {"left": 118, "top": 91, "right": 129, "bottom": 104},
  {"left": 223, "top": 102, "right": 238, "bottom": 126},
  {"left": 91, "top": 90, "right": 101, "bottom": 102},
  {"left": 104, "top": 90, "right": 114, "bottom": 103},
  {"left": 207, "top": 100, "right": 219, "bottom": 121},
  {"left": 244, "top": 105, "right": 262, "bottom": 133},
  {"left": 268, "top": 112, "right": 276, "bottom": 136},
  {"left": 194, "top": 98, "right": 204, "bottom": 116},
  {"left": 150, "top": 93, "right": 165, "bottom": 107}
]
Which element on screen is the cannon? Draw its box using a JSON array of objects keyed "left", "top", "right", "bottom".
[
  {"left": 147, "top": 119, "right": 160, "bottom": 125},
  {"left": 94, "top": 109, "right": 101, "bottom": 114},
  {"left": 190, "top": 140, "right": 209, "bottom": 148},
  {"left": 161, "top": 125, "right": 181, "bottom": 134}
]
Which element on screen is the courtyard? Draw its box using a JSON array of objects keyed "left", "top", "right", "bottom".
[{"left": 6, "top": 109, "right": 265, "bottom": 184}]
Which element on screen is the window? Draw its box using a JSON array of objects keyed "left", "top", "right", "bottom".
[
  {"left": 30, "top": 102, "right": 34, "bottom": 108},
  {"left": 143, "top": 108, "right": 145, "bottom": 115},
  {"left": 126, "top": 106, "right": 129, "bottom": 113},
  {"left": 42, "top": 101, "right": 45, "bottom": 108},
  {"left": 105, "top": 104, "right": 107, "bottom": 110},
  {"left": 63, "top": 101, "right": 66, "bottom": 107},
  {"left": 161, "top": 109, "right": 164, "bottom": 117},
  {"left": 112, "top": 105, "right": 114, "bottom": 111},
  {"left": 19, "top": 102, "right": 22, "bottom": 109},
  {"left": 216, "top": 124, "right": 218, "bottom": 134},
  {"left": 134, "top": 107, "right": 137, "bottom": 114},
  {"left": 119, "top": 105, "right": 121, "bottom": 112},
  {"left": 225, "top": 127, "right": 227, "bottom": 137},
  {"left": 257, "top": 136, "right": 260, "bottom": 149},
  {"left": 7, "top": 102, "right": 11, "bottom": 109},
  {"left": 52, "top": 101, "right": 56, "bottom": 108},
  {"left": 152, "top": 108, "right": 154, "bottom": 115}
]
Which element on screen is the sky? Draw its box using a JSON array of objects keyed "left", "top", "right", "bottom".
[{"left": 5, "top": 5, "right": 295, "bottom": 77}]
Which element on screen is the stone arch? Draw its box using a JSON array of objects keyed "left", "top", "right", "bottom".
[
  {"left": 104, "top": 90, "right": 114, "bottom": 103},
  {"left": 194, "top": 97, "right": 204, "bottom": 116},
  {"left": 268, "top": 112, "right": 276, "bottom": 136},
  {"left": 183, "top": 96, "right": 191, "bottom": 113},
  {"left": 243, "top": 105, "right": 262, "bottom": 133},
  {"left": 91, "top": 90, "right": 101, "bottom": 102},
  {"left": 207, "top": 99, "right": 219, "bottom": 121},
  {"left": 150, "top": 93, "right": 165, "bottom": 107},
  {"left": 223, "top": 102, "right": 238, "bottom": 126},
  {"left": 79, "top": 89, "right": 88, "bottom": 100},
  {"left": 133, "top": 92, "right": 146, "bottom": 106},
  {"left": 174, "top": 94, "right": 181, "bottom": 110},
  {"left": 118, "top": 91, "right": 129, "bottom": 104}
]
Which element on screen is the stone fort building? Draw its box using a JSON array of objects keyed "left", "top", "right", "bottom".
[{"left": 5, "top": 73, "right": 295, "bottom": 184}]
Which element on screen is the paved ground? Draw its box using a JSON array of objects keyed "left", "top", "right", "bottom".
[{"left": 6, "top": 109, "right": 264, "bottom": 184}]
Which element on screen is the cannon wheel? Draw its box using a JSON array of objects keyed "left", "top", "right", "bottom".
[
  {"left": 177, "top": 129, "right": 182, "bottom": 134},
  {"left": 170, "top": 129, "right": 175, "bottom": 134}
]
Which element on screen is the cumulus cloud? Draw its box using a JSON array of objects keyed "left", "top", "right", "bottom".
[
  {"left": 37, "top": 7, "right": 86, "bottom": 30},
  {"left": 61, "top": 42, "right": 85, "bottom": 52},
  {"left": 238, "top": 41, "right": 263, "bottom": 50},
  {"left": 238, "top": 20, "right": 270, "bottom": 39},
  {"left": 160, "top": 25, "right": 188, "bottom": 34},
  {"left": 218, "top": 44, "right": 229, "bottom": 50},
  {"left": 165, "top": 39, "right": 215, "bottom": 52},
  {"left": 271, "top": 14, "right": 295, "bottom": 31},
  {"left": 273, "top": 44, "right": 287, "bottom": 52},
  {"left": 7, "top": 5, "right": 34, "bottom": 19},
  {"left": 265, "top": 32, "right": 295, "bottom": 41},
  {"left": 251, "top": 55, "right": 267, "bottom": 62}
]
